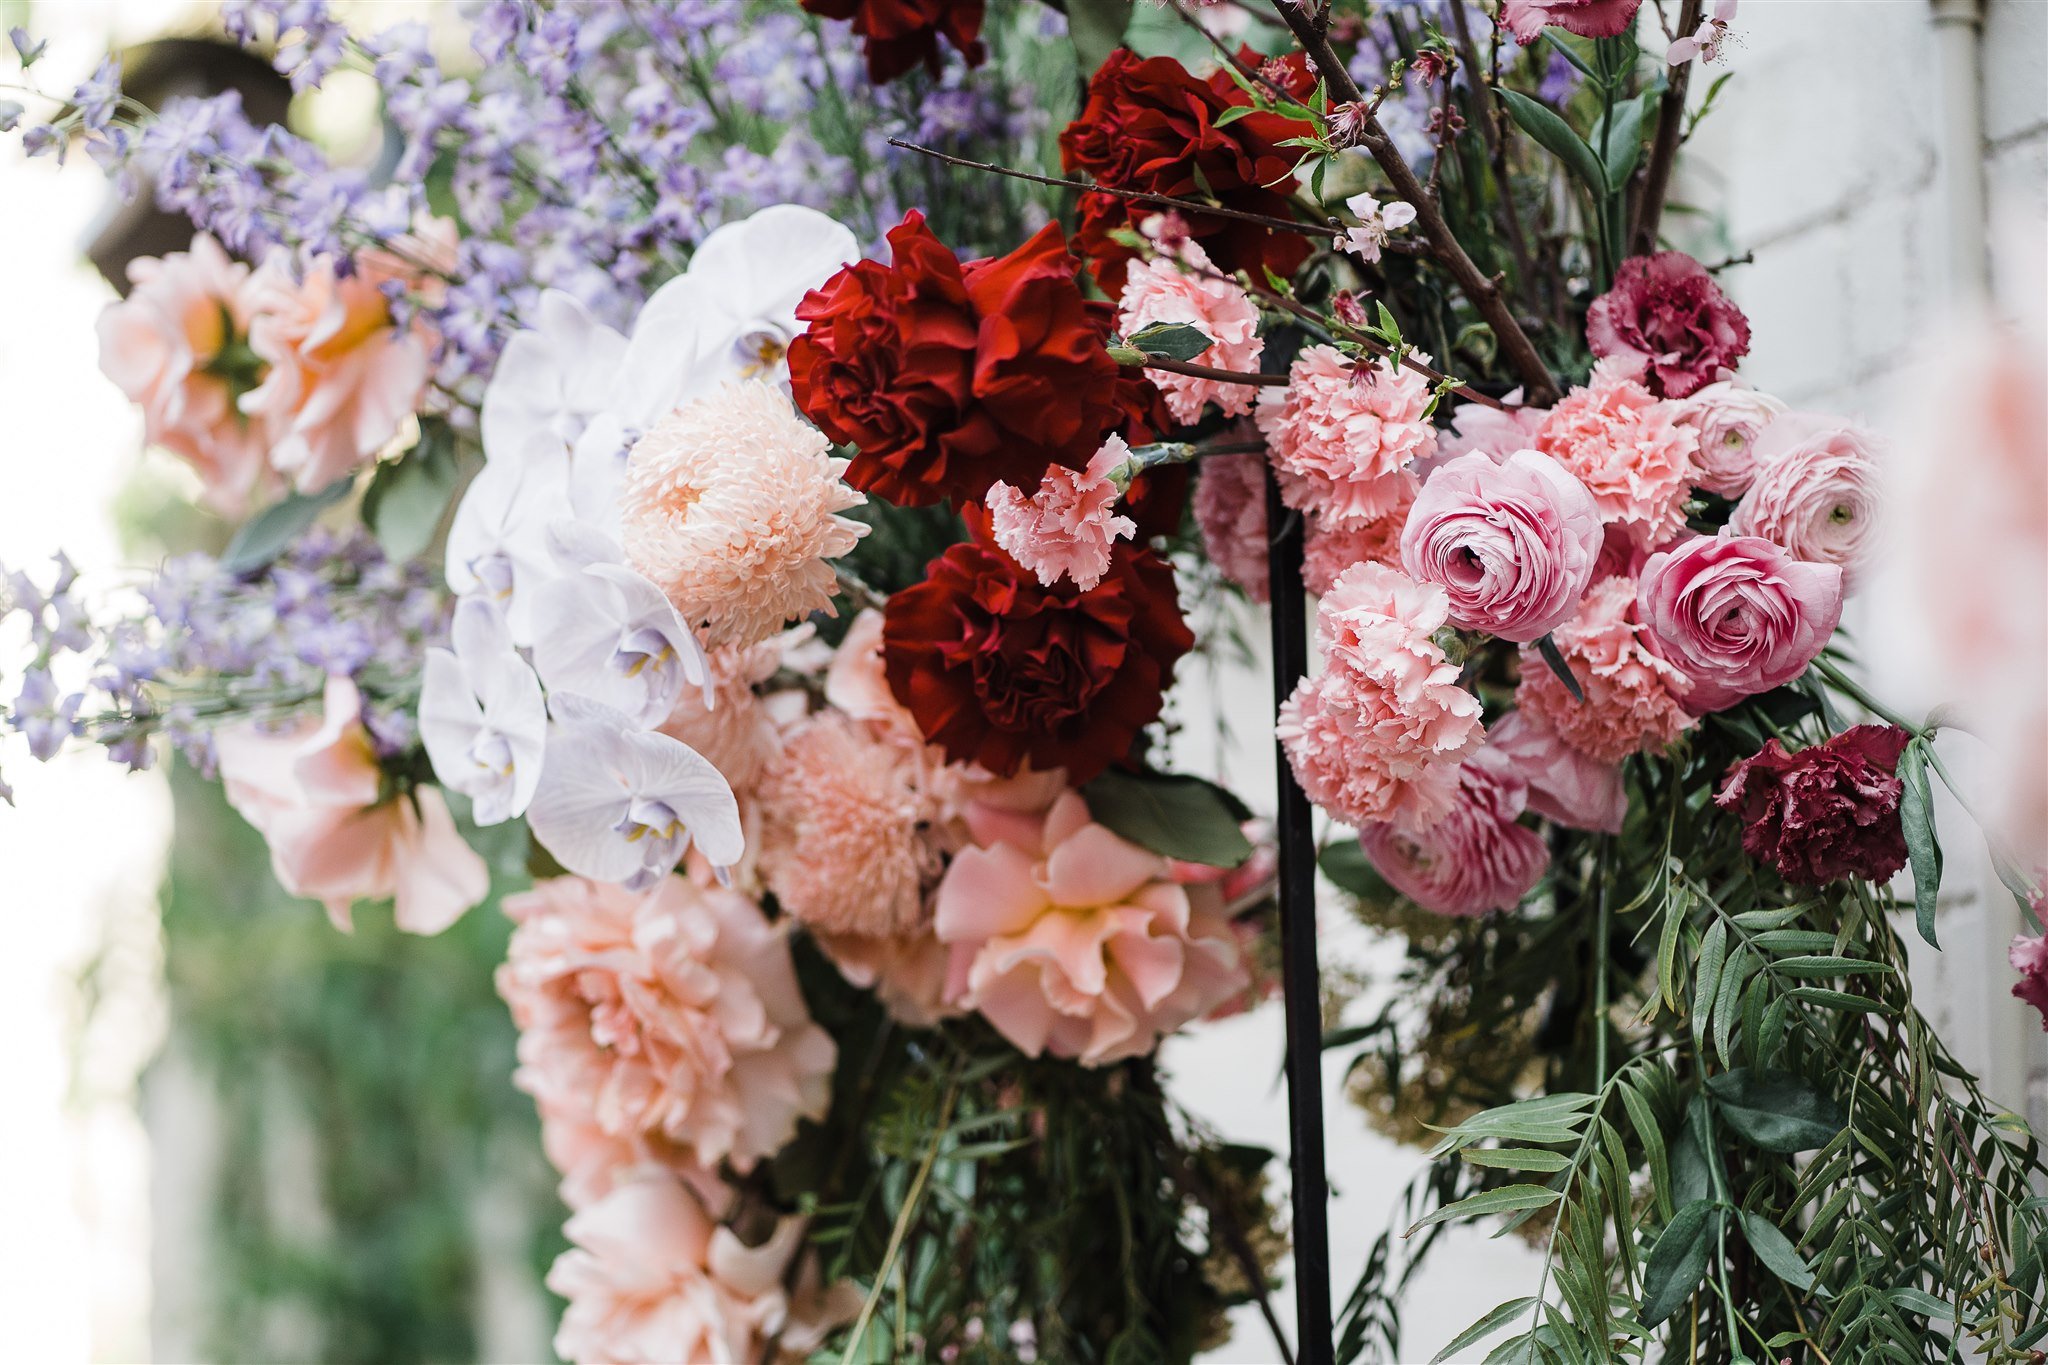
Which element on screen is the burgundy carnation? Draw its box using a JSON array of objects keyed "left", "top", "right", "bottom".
[
  {"left": 2012, "top": 924, "right": 2048, "bottom": 1030},
  {"left": 1058, "top": 49, "right": 1317, "bottom": 292},
  {"left": 790, "top": 212, "right": 1122, "bottom": 508},
  {"left": 882, "top": 515, "right": 1194, "bottom": 782},
  {"left": 799, "top": 0, "right": 985, "bottom": 83},
  {"left": 1587, "top": 251, "right": 1752, "bottom": 399},
  {"left": 1714, "top": 725, "right": 1912, "bottom": 886}
]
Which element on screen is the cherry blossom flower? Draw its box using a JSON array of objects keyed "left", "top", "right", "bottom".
[
  {"left": 987, "top": 434, "right": 1138, "bottom": 591},
  {"left": 418, "top": 595, "right": 546, "bottom": 825},
  {"left": 1339, "top": 193, "right": 1417, "bottom": 263},
  {"left": 1668, "top": 0, "right": 1739, "bottom": 66}
]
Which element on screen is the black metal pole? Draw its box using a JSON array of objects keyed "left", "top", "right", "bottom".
[{"left": 1265, "top": 466, "right": 1334, "bottom": 1365}]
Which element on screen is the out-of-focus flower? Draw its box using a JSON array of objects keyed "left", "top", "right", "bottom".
[
  {"left": 1117, "top": 236, "right": 1265, "bottom": 424},
  {"left": 1586, "top": 251, "right": 1752, "bottom": 400},
  {"left": 419, "top": 595, "right": 546, "bottom": 825},
  {"left": 798, "top": 0, "right": 985, "bottom": 83},
  {"left": 1499, "top": 0, "right": 1642, "bottom": 42},
  {"left": 1515, "top": 577, "right": 1693, "bottom": 764},
  {"left": 9, "top": 668, "right": 81, "bottom": 762},
  {"left": 1489, "top": 709, "right": 1627, "bottom": 833},
  {"left": 987, "top": 434, "right": 1137, "bottom": 591},
  {"left": 1715, "top": 725, "right": 1911, "bottom": 885},
  {"left": 1258, "top": 347, "right": 1435, "bottom": 529},
  {"left": 660, "top": 640, "right": 787, "bottom": 795},
  {"left": 1303, "top": 498, "right": 1413, "bottom": 597},
  {"left": 1730, "top": 414, "right": 1885, "bottom": 593},
  {"left": 1668, "top": 0, "right": 1739, "bottom": 65},
  {"left": 1360, "top": 746, "right": 1548, "bottom": 916},
  {"left": 1193, "top": 448, "right": 1270, "bottom": 602},
  {"left": 1535, "top": 360, "right": 1698, "bottom": 546},
  {"left": 934, "top": 790, "right": 1247, "bottom": 1065},
  {"left": 1339, "top": 193, "right": 1417, "bottom": 263},
  {"left": 1637, "top": 534, "right": 1843, "bottom": 713},
  {"left": 2012, "top": 928, "right": 2048, "bottom": 1030},
  {"left": 1674, "top": 379, "right": 1786, "bottom": 498}
]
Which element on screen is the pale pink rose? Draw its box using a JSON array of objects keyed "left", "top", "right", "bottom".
[
  {"left": 933, "top": 791, "right": 1249, "bottom": 1066},
  {"left": 1434, "top": 392, "right": 1549, "bottom": 464},
  {"left": 1729, "top": 413, "right": 1884, "bottom": 592},
  {"left": 987, "top": 434, "right": 1137, "bottom": 591},
  {"left": 1487, "top": 708, "right": 1627, "bottom": 833},
  {"left": 1674, "top": 379, "right": 1786, "bottom": 497},
  {"left": 1536, "top": 361, "right": 1699, "bottom": 546},
  {"left": 1636, "top": 534, "right": 1843, "bottom": 713},
  {"left": 215, "top": 674, "right": 488, "bottom": 934},
  {"left": 1500, "top": 0, "right": 1642, "bottom": 44},
  {"left": 1515, "top": 577, "right": 1693, "bottom": 764},
  {"left": 497, "top": 875, "right": 837, "bottom": 1174},
  {"left": 1302, "top": 494, "right": 1413, "bottom": 597},
  {"left": 1192, "top": 448, "right": 1271, "bottom": 602},
  {"left": 1257, "top": 346, "right": 1435, "bottom": 528},
  {"left": 1400, "top": 449, "right": 1604, "bottom": 642},
  {"left": 1360, "top": 746, "right": 1549, "bottom": 916},
  {"left": 97, "top": 233, "right": 279, "bottom": 514},
  {"left": 1118, "top": 240, "right": 1265, "bottom": 424}
]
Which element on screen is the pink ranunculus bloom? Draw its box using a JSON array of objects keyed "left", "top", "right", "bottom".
[
  {"left": 497, "top": 875, "right": 837, "bottom": 1175},
  {"left": 1302, "top": 496, "right": 1412, "bottom": 597},
  {"left": 1488, "top": 708, "right": 1628, "bottom": 834},
  {"left": 97, "top": 232, "right": 280, "bottom": 515},
  {"left": 1636, "top": 534, "right": 1843, "bottom": 714},
  {"left": 1192, "top": 447, "right": 1270, "bottom": 602},
  {"left": 1536, "top": 359, "right": 1699, "bottom": 546},
  {"left": 1117, "top": 236, "right": 1265, "bottom": 424},
  {"left": 987, "top": 434, "right": 1138, "bottom": 591},
  {"left": 1515, "top": 576, "right": 1694, "bottom": 765},
  {"left": 1400, "top": 448, "right": 1604, "bottom": 643},
  {"left": 1359, "top": 746, "right": 1549, "bottom": 916},
  {"left": 1257, "top": 345, "right": 1435, "bottom": 529},
  {"left": 1586, "top": 251, "right": 1751, "bottom": 399},
  {"left": 1674, "top": 379, "right": 1787, "bottom": 497},
  {"left": 1729, "top": 413, "right": 1885, "bottom": 593},
  {"left": 1500, "top": 0, "right": 1642, "bottom": 43},
  {"left": 932, "top": 791, "right": 1249, "bottom": 1066},
  {"left": 214, "top": 674, "right": 489, "bottom": 934}
]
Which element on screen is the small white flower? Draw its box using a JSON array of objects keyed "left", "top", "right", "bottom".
[
  {"left": 419, "top": 596, "right": 547, "bottom": 826},
  {"left": 444, "top": 449, "right": 570, "bottom": 644},
  {"left": 480, "top": 289, "right": 629, "bottom": 468},
  {"left": 1668, "top": 0, "right": 1738, "bottom": 65},
  {"left": 528, "top": 528, "right": 710, "bottom": 727},
  {"left": 1340, "top": 193, "right": 1417, "bottom": 263}
]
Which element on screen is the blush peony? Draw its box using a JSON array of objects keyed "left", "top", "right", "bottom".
[
  {"left": 1116, "top": 238, "right": 1265, "bottom": 425},
  {"left": 1515, "top": 577, "right": 1694, "bottom": 765},
  {"left": 1636, "top": 534, "right": 1843, "bottom": 714},
  {"left": 798, "top": 0, "right": 984, "bottom": 82},
  {"left": 1675, "top": 380, "right": 1788, "bottom": 498},
  {"left": 1359, "top": 746, "right": 1550, "bottom": 916},
  {"left": 1536, "top": 360, "right": 1699, "bottom": 546},
  {"left": 1193, "top": 449, "right": 1271, "bottom": 602},
  {"left": 1258, "top": 347, "right": 1435, "bottom": 529},
  {"left": 1586, "top": 251, "right": 1752, "bottom": 399},
  {"left": 987, "top": 433, "right": 1138, "bottom": 592},
  {"left": 1714, "top": 725, "right": 1911, "bottom": 885},
  {"left": 1729, "top": 414, "right": 1885, "bottom": 593}
]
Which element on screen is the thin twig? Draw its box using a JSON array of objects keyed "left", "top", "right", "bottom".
[
  {"left": 1630, "top": 0, "right": 1702, "bottom": 255},
  {"left": 1133, "top": 355, "right": 1288, "bottom": 387},
  {"left": 1446, "top": 0, "right": 1536, "bottom": 288}
]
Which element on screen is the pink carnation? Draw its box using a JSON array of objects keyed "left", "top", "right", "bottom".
[
  {"left": 1515, "top": 577, "right": 1693, "bottom": 764},
  {"left": 1257, "top": 346, "right": 1434, "bottom": 528},
  {"left": 1536, "top": 361, "right": 1699, "bottom": 546},
  {"left": 1730, "top": 414, "right": 1884, "bottom": 593},
  {"left": 1586, "top": 251, "right": 1752, "bottom": 399},
  {"left": 933, "top": 791, "right": 1248, "bottom": 1066},
  {"left": 1636, "top": 534, "right": 1844, "bottom": 714},
  {"left": 1193, "top": 448, "right": 1270, "bottom": 601},
  {"left": 1359, "top": 746, "right": 1549, "bottom": 916},
  {"left": 2013, "top": 927, "right": 2048, "bottom": 1030},
  {"left": 1434, "top": 393, "right": 1549, "bottom": 464},
  {"left": 1675, "top": 380, "right": 1787, "bottom": 498},
  {"left": 1314, "top": 560, "right": 1456, "bottom": 703},
  {"left": 1488, "top": 708, "right": 1628, "bottom": 833},
  {"left": 987, "top": 434, "right": 1137, "bottom": 591},
  {"left": 1117, "top": 240, "right": 1265, "bottom": 424},
  {"left": 497, "top": 875, "right": 836, "bottom": 1175},
  {"left": 1302, "top": 499, "right": 1411, "bottom": 597},
  {"left": 1500, "top": 0, "right": 1642, "bottom": 44}
]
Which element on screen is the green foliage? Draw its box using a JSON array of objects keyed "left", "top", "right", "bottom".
[
  {"left": 221, "top": 475, "right": 354, "bottom": 574},
  {"left": 1083, "top": 769, "right": 1254, "bottom": 867},
  {"left": 363, "top": 419, "right": 463, "bottom": 563}
]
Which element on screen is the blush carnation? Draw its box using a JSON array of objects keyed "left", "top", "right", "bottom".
[
  {"left": 1515, "top": 577, "right": 1693, "bottom": 764},
  {"left": 1675, "top": 380, "right": 1788, "bottom": 497},
  {"left": 497, "top": 875, "right": 836, "bottom": 1175},
  {"left": 1117, "top": 239, "right": 1265, "bottom": 424},
  {"left": 621, "top": 380, "right": 868, "bottom": 649},
  {"left": 988, "top": 434, "right": 1137, "bottom": 591},
  {"left": 1257, "top": 347, "right": 1435, "bottom": 529},
  {"left": 1714, "top": 725, "right": 1912, "bottom": 885},
  {"left": 1536, "top": 361, "right": 1699, "bottom": 546},
  {"left": 1636, "top": 534, "right": 1844, "bottom": 713},
  {"left": 933, "top": 790, "right": 1249, "bottom": 1065},
  {"left": 1359, "top": 746, "right": 1549, "bottom": 916},
  {"left": 659, "top": 641, "right": 787, "bottom": 795},
  {"left": 1302, "top": 499, "right": 1412, "bottom": 597},
  {"left": 1730, "top": 414, "right": 1885, "bottom": 593},
  {"left": 1587, "top": 251, "right": 1752, "bottom": 399},
  {"left": 1436, "top": 393, "right": 1550, "bottom": 463},
  {"left": 1193, "top": 449, "right": 1270, "bottom": 602},
  {"left": 1500, "top": 0, "right": 1643, "bottom": 44},
  {"left": 1400, "top": 449, "right": 1604, "bottom": 642}
]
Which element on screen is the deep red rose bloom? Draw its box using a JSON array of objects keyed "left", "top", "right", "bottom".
[
  {"left": 1715, "top": 724, "right": 1912, "bottom": 886},
  {"left": 789, "top": 212, "right": 1122, "bottom": 509},
  {"left": 882, "top": 517, "right": 1194, "bottom": 782},
  {"left": 1587, "top": 251, "right": 1752, "bottom": 399},
  {"left": 1058, "top": 50, "right": 1316, "bottom": 292},
  {"left": 799, "top": 0, "right": 985, "bottom": 83}
]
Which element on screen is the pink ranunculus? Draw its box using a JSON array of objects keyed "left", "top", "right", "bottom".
[
  {"left": 1488, "top": 708, "right": 1628, "bottom": 834},
  {"left": 1117, "top": 236, "right": 1265, "bottom": 424},
  {"left": 1192, "top": 448, "right": 1270, "bottom": 602},
  {"left": 1586, "top": 251, "right": 1752, "bottom": 399},
  {"left": 497, "top": 875, "right": 837, "bottom": 1175},
  {"left": 1302, "top": 497, "right": 1411, "bottom": 597},
  {"left": 97, "top": 233, "right": 280, "bottom": 515},
  {"left": 932, "top": 791, "right": 1249, "bottom": 1066},
  {"left": 1675, "top": 379, "right": 1787, "bottom": 498},
  {"left": 1636, "top": 534, "right": 1844, "bottom": 714},
  {"left": 987, "top": 434, "right": 1138, "bottom": 591},
  {"left": 1359, "top": 746, "right": 1549, "bottom": 916},
  {"left": 1729, "top": 413, "right": 1885, "bottom": 593},
  {"left": 1400, "top": 448, "right": 1604, "bottom": 643},
  {"left": 1515, "top": 576, "right": 1694, "bottom": 765},
  {"left": 214, "top": 674, "right": 488, "bottom": 934},
  {"left": 1500, "top": 0, "right": 1642, "bottom": 43},
  {"left": 1536, "top": 359, "right": 1699, "bottom": 546},
  {"left": 1257, "top": 345, "right": 1434, "bottom": 529}
]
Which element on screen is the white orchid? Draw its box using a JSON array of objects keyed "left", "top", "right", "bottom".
[
  {"left": 479, "top": 289, "right": 630, "bottom": 468},
  {"left": 419, "top": 596, "right": 547, "bottom": 826},
  {"left": 528, "top": 522, "right": 710, "bottom": 728},
  {"left": 444, "top": 450, "right": 571, "bottom": 643},
  {"left": 526, "top": 693, "right": 743, "bottom": 889}
]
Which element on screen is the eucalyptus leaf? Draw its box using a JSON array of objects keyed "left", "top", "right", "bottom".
[
  {"left": 1641, "top": 1199, "right": 1718, "bottom": 1327},
  {"left": 1737, "top": 1210, "right": 1816, "bottom": 1293},
  {"left": 1705, "top": 1069, "right": 1845, "bottom": 1153},
  {"left": 221, "top": 475, "right": 355, "bottom": 575},
  {"left": 1407, "top": 1183, "right": 1560, "bottom": 1234},
  {"left": 1081, "top": 769, "right": 1252, "bottom": 867},
  {"left": 1898, "top": 738, "right": 1943, "bottom": 947},
  {"left": 1497, "top": 87, "right": 1608, "bottom": 198},
  {"left": 1432, "top": 1297, "right": 1537, "bottom": 1363}
]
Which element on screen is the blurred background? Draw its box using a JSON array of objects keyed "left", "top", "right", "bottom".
[{"left": 0, "top": 1, "right": 2041, "bottom": 1362}]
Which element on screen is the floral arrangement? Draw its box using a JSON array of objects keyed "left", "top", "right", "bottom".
[{"left": 4, "top": 1, "right": 2046, "bottom": 1363}]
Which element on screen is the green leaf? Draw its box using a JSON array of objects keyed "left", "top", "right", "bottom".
[
  {"left": 1692, "top": 918, "right": 1728, "bottom": 1049},
  {"left": 221, "top": 475, "right": 354, "bottom": 574},
  {"left": 362, "top": 418, "right": 461, "bottom": 562},
  {"left": 1407, "top": 1184, "right": 1560, "bottom": 1234},
  {"left": 1432, "top": 1297, "right": 1538, "bottom": 1362},
  {"left": 1737, "top": 1210, "right": 1817, "bottom": 1292},
  {"left": 1771, "top": 955, "right": 1891, "bottom": 978},
  {"left": 1889, "top": 1287, "right": 1956, "bottom": 1321},
  {"left": 1641, "top": 1199, "right": 1718, "bottom": 1327},
  {"left": 1705, "top": 1069, "right": 1846, "bottom": 1153},
  {"left": 1601, "top": 90, "right": 1655, "bottom": 187},
  {"left": 1319, "top": 838, "right": 1392, "bottom": 898},
  {"left": 1461, "top": 1147, "right": 1572, "bottom": 1173},
  {"left": 1081, "top": 769, "right": 1252, "bottom": 867},
  {"left": 1068, "top": 0, "right": 1131, "bottom": 74},
  {"left": 1497, "top": 87, "right": 1608, "bottom": 198},
  {"left": 1786, "top": 986, "right": 1892, "bottom": 1014},
  {"left": 1898, "top": 739, "right": 1943, "bottom": 948},
  {"left": 1534, "top": 632, "right": 1584, "bottom": 702},
  {"left": 1124, "top": 320, "right": 1215, "bottom": 362},
  {"left": 1541, "top": 30, "right": 1598, "bottom": 78}
]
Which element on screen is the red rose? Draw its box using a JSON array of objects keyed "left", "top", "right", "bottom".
[
  {"left": 1587, "top": 251, "right": 1752, "bottom": 399},
  {"left": 799, "top": 0, "right": 985, "bottom": 83},
  {"left": 1714, "top": 724, "right": 1912, "bottom": 886},
  {"left": 790, "top": 212, "right": 1122, "bottom": 508},
  {"left": 882, "top": 516, "right": 1193, "bottom": 782},
  {"left": 1058, "top": 50, "right": 1316, "bottom": 292}
]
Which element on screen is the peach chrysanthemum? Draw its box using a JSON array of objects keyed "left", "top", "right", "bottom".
[
  {"left": 1117, "top": 239, "right": 1265, "bottom": 425},
  {"left": 1515, "top": 576, "right": 1693, "bottom": 764},
  {"left": 659, "top": 640, "right": 786, "bottom": 794},
  {"left": 622, "top": 380, "right": 868, "bottom": 649},
  {"left": 1302, "top": 494, "right": 1414, "bottom": 597},
  {"left": 1193, "top": 448, "right": 1271, "bottom": 602},
  {"left": 1536, "top": 359, "right": 1698, "bottom": 546},
  {"left": 1256, "top": 346, "right": 1434, "bottom": 528}
]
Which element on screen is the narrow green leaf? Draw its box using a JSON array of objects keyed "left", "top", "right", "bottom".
[
  {"left": 1534, "top": 632, "right": 1584, "bottom": 702},
  {"left": 1082, "top": 769, "right": 1252, "bottom": 867},
  {"left": 1748, "top": 929, "right": 1838, "bottom": 954},
  {"left": 1889, "top": 1287, "right": 1956, "bottom": 1321},
  {"left": 1705, "top": 1069, "right": 1846, "bottom": 1153},
  {"left": 1641, "top": 1199, "right": 1718, "bottom": 1327},
  {"left": 1432, "top": 1297, "right": 1538, "bottom": 1362},
  {"left": 222, "top": 475, "right": 354, "bottom": 574},
  {"left": 1461, "top": 1147, "right": 1571, "bottom": 1173},
  {"left": 1772, "top": 955, "right": 1892, "bottom": 978},
  {"left": 1601, "top": 90, "right": 1655, "bottom": 186},
  {"left": 1713, "top": 943, "right": 1747, "bottom": 1066},
  {"left": 1692, "top": 918, "right": 1728, "bottom": 1048},
  {"left": 1898, "top": 738, "right": 1943, "bottom": 947},
  {"left": 1737, "top": 1210, "right": 1817, "bottom": 1292},
  {"left": 1497, "top": 87, "right": 1608, "bottom": 198},
  {"left": 1786, "top": 986, "right": 1892, "bottom": 1014},
  {"left": 1408, "top": 1184, "right": 1561, "bottom": 1234},
  {"left": 1619, "top": 1081, "right": 1673, "bottom": 1219},
  {"left": 1541, "top": 30, "right": 1598, "bottom": 78}
]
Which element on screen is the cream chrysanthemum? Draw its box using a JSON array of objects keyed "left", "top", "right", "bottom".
[{"left": 622, "top": 380, "right": 867, "bottom": 649}]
